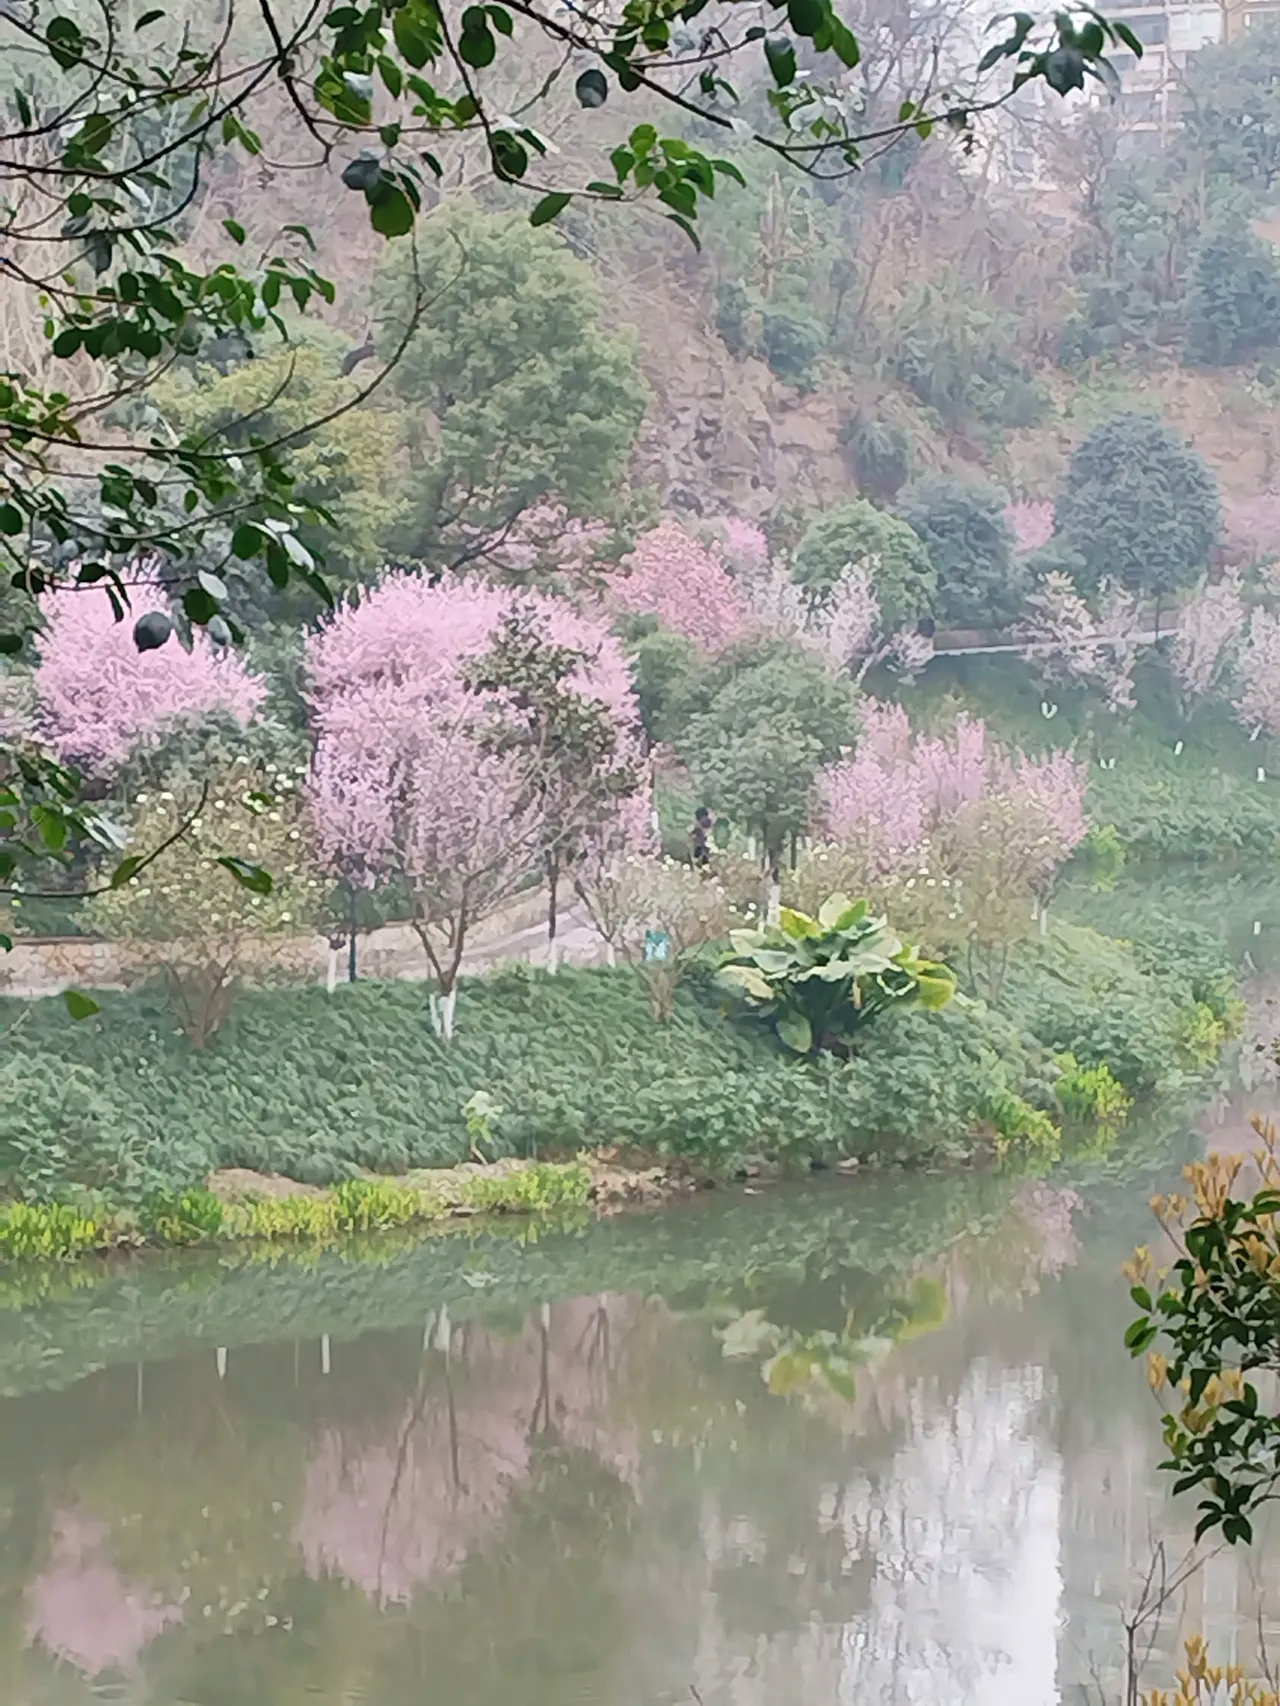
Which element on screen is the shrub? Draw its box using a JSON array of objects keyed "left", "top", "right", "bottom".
[
  {"left": 1054, "top": 1054, "right": 1131, "bottom": 1125},
  {"left": 83, "top": 761, "right": 321, "bottom": 1047},
  {"left": 842, "top": 411, "right": 913, "bottom": 501},
  {"left": 0, "top": 1202, "right": 104, "bottom": 1260},
  {"left": 138, "top": 1187, "right": 225, "bottom": 1245},
  {"left": 457, "top": 1161, "right": 590, "bottom": 1213},
  {"left": 718, "top": 894, "right": 956, "bottom": 1055},
  {"left": 1054, "top": 412, "right": 1222, "bottom": 603},
  {"left": 979, "top": 1087, "right": 1061, "bottom": 1156},
  {"left": 760, "top": 307, "right": 825, "bottom": 382},
  {"left": 1184, "top": 218, "right": 1280, "bottom": 367},
  {"left": 792, "top": 500, "right": 936, "bottom": 629},
  {"left": 332, "top": 1176, "right": 427, "bottom": 1232}
]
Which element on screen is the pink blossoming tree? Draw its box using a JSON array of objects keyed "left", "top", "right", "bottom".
[
  {"left": 1223, "top": 494, "right": 1280, "bottom": 566},
  {"left": 1235, "top": 607, "right": 1280, "bottom": 739},
  {"left": 1005, "top": 500, "right": 1055, "bottom": 555},
  {"left": 35, "top": 590, "right": 265, "bottom": 774},
  {"left": 818, "top": 704, "right": 1088, "bottom": 888},
  {"left": 1170, "top": 570, "right": 1245, "bottom": 706},
  {"left": 610, "top": 521, "right": 752, "bottom": 654},
  {"left": 1015, "top": 572, "right": 1142, "bottom": 713},
  {"left": 307, "top": 573, "right": 646, "bottom": 1035}
]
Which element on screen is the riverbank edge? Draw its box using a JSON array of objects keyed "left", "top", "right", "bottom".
[{"left": 0, "top": 1151, "right": 717, "bottom": 1263}]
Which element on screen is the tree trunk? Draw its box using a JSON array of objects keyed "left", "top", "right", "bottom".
[
  {"left": 546, "top": 853, "right": 560, "bottom": 974},
  {"left": 347, "top": 886, "right": 359, "bottom": 982}
]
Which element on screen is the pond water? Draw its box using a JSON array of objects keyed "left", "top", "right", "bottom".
[{"left": 5, "top": 880, "right": 1280, "bottom": 1705}]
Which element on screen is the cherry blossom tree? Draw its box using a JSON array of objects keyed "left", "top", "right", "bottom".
[
  {"left": 462, "top": 502, "right": 611, "bottom": 589},
  {"left": 1015, "top": 572, "right": 1142, "bottom": 712},
  {"left": 307, "top": 574, "right": 645, "bottom": 1035},
  {"left": 1005, "top": 501, "right": 1055, "bottom": 555},
  {"left": 817, "top": 705, "right": 1088, "bottom": 896},
  {"left": 609, "top": 522, "right": 752, "bottom": 654},
  {"left": 1170, "top": 570, "right": 1245, "bottom": 706},
  {"left": 1235, "top": 607, "right": 1280, "bottom": 738},
  {"left": 716, "top": 516, "right": 770, "bottom": 576},
  {"left": 35, "top": 589, "right": 265, "bottom": 775}
]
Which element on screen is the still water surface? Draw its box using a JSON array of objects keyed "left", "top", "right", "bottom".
[{"left": 5, "top": 884, "right": 1280, "bottom": 1705}]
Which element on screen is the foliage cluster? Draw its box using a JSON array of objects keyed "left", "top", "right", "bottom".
[
  {"left": 0, "top": 912, "right": 1236, "bottom": 1212},
  {"left": 1126, "top": 1120, "right": 1280, "bottom": 1546}
]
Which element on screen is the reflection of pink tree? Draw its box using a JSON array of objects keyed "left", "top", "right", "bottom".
[
  {"left": 26, "top": 1508, "right": 183, "bottom": 1675},
  {"left": 294, "top": 1299, "right": 639, "bottom": 1607}
]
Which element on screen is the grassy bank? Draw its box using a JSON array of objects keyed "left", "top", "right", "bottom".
[{"left": 0, "top": 908, "right": 1240, "bottom": 1258}]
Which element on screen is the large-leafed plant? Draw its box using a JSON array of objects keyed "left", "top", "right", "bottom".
[{"left": 716, "top": 893, "right": 956, "bottom": 1056}]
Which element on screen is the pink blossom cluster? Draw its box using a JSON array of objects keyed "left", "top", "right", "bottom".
[
  {"left": 306, "top": 573, "right": 649, "bottom": 906},
  {"left": 1005, "top": 500, "right": 1055, "bottom": 555},
  {"left": 818, "top": 704, "right": 1089, "bottom": 877},
  {"left": 468, "top": 502, "right": 610, "bottom": 583},
  {"left": 1235, "top": 607, "right": 1280, "bottom": 738},
  {"left": 35, "top": 588, "right": 265, "bottom": 773},
  {"left": 610, "top": 521, "right": 752, "bottom": 653},
  {"left": 716, "top": 515, "right": 770, "bottom": 575},
  {"left": 1171, "top": 569, "right": 1245, "bottom": 701}
]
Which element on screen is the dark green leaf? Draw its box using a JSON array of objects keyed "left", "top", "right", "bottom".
[
  {"left": 0, "top": 503, "right": 23, "bottom": 537},
  {"left": 110, "top": 855, "right": 144, "bottom": 889},
  {"left": 63, "top": 989, "right": 101, "bottom": 1021},
  {"left": 183, "top": 585, "right": 220, "bottom": 625},
  {"left": 217, "top": 856, "right": 274, "bottom": 895},
  {"left": 367, "top": 179, "right": 415, "bottom": 236},
  {"left": 764, "top": 34, "right": 797, "bottom": 86},
  {"left": 530, "top": 191, "right": 571, "bottom": 226},
  {"left": 230, "top": 523, "right": 263, "bottom": 559},
  {"left": 786, "top": 0, "right": 824, "bottom": 37},
  {"left": 222, "top": 218, "right": 247, "bottom": 244}
]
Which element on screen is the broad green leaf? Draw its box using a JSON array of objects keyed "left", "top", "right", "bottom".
[
  {"left": 530, "top": 191, "right": 571, "bottom": 227},
  {"left": 777, "top": 906, "right": 821, "bottom": 939},
  {"left": 717, "top": 964, "right": 774, "bottom": 1003},
  {"left": 775, "top": 1008, "right": 813, "bottom": 1053},
  {"left": 63, "top": 989, "right": 101, "bottom": 1020},
  {"left": 217, "top": 856, "right": 273, "bottom": 895}
]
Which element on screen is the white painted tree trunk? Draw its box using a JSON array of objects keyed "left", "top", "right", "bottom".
[
  {"left": 605, "top": 942, "right": 617, "bottom": 968},
  {"left": 766, "top": 881, "right": 782, "bottom": 926},
  {"left": 434, "top": 1306, "right": 452, "bottom": 1353},
  {"left": 320, "top": 1333, "right": 331, "bottom": 1375},
  {"left": 326, "top": 946, "right": 340, "bottom": 994},
  {"left": 547, "top": 934, "right": 561, "bottom": 974},
  {"left": 429, "top": 988, "right": 459, "bottom": 1041},
  {"left": 215, "top": 1347, "right": 227, "bottom": 1381}
]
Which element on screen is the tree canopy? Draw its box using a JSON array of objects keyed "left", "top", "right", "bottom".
[
  {"left": 792, "top": 500, "right": 936, "bottom": 629},
  {"left": 377, "top": 205, "right": 648, "bottom": 565},
  {"left": 895, "top": 475, "right": 1023, "bottom": 630},
  {"left": 1053, "top": 412, "right": 1222, "bottom": 603}
]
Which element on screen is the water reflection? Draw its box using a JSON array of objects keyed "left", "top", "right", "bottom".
[{"left": 0, "top": 1166, "right": 1274, "bottom": 1706}]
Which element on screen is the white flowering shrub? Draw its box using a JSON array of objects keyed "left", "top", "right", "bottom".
[{"left": 84, "top": 760, "right": 322, "bottom": 1046}]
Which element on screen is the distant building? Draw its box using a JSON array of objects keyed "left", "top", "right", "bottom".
[{"left": 1100, "top": 0, "right": 1277, "bottom": 143}]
